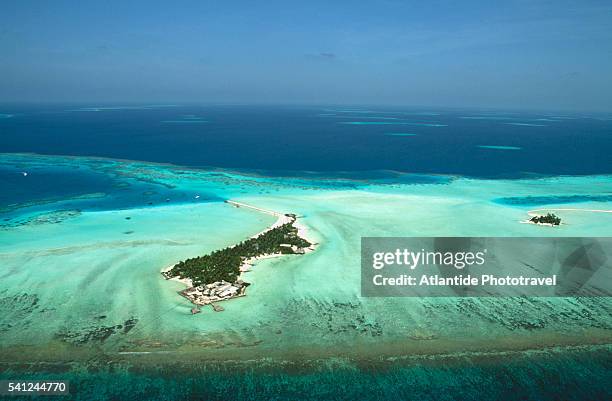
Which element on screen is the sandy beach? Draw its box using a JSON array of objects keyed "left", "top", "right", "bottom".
[
  {"left": 225, "top": 200, "right": 316, "bottom": 273},
  {"left": 161, "top": 264, "right": 194, "bottom": 287}
]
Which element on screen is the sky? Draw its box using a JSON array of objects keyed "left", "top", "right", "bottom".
[{"left": 2, "top": 0, "right": 612, "bottom": 111}]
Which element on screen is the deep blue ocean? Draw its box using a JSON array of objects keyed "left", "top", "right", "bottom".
[{"left": 1, "top": 104, "right": 610, "bottom": 178}]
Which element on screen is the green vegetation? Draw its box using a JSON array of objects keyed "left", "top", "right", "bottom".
[
  {"left": 530, "top": 213, "right": 561, "bottom": 225},
  {"left": 164, "top": 216, "right": 311, "bottom": 286}
]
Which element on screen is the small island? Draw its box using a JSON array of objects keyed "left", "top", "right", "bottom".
[
  {"left": 529, "top": 212, "right": 561, "bottom": 226},
  {"left": 162, "top": 201, "right": 314, "bottom": 310}
]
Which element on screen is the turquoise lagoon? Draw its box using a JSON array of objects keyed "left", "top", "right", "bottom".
[{"left": 0, "top": 153, "right": 611, "bottom": 400}]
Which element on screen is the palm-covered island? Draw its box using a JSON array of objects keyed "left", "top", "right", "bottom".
[
  {"left": 529, "top": 213, "right": 562, "bottom": 226},
  {"left": 162, "top": 211, "right": 313, "bottom": 308}
]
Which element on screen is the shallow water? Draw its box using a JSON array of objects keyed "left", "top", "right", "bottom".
[{"left": 0, "top": 153, "right": 610, "bottom": 399}]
